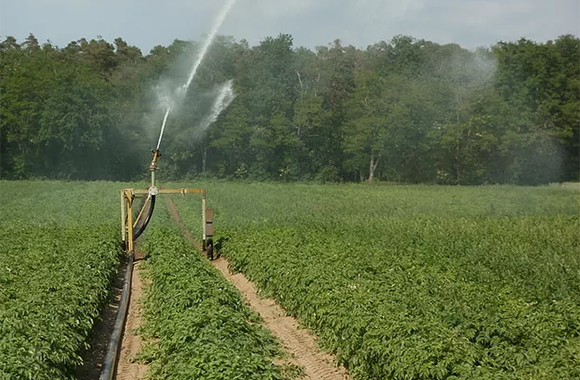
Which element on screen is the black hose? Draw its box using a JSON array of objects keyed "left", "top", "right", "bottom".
[
  {"left": 99, "top": 253, "right": 133, "bottom": 380},
  {"left": 133, "top": 195, "right": 155, "bottom": 240}
]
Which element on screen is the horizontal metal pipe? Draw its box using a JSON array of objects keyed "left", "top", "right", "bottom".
[{"left": 128, "top": 188, "right": 206, "bottom": 195}]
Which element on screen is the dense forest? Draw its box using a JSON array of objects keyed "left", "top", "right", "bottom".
[{"left": 1, "top": 33, "right": 578, "bottom": 184}]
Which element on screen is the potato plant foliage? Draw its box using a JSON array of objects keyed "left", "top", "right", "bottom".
[
  {"left": 1, "top": 180, "right": 578, "bottom": 379},
  {"left": 0, "top": 181, "right": 123, "bottom": 379},
  {"left": 138, "top": 205, "right": 286, "bottom": 380},
  {"left": 0, "top": 181, "right": 292, "bottom": 380},
  {"left": 170, "top": 182, "right": 580, "bottom": 380}
]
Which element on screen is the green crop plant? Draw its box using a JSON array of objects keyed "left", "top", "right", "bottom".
[
  {"left": 137, "top": 201, "right": 287, "bottom": 379},
  {"left": 0, "top": 181, "right": 125, "bottom": 379},
  {"left": 2, "top": 180, "right": 578, "bottom": 379},
  {"left": 170, "top": 182, "right": 580, "bottom": 380}
]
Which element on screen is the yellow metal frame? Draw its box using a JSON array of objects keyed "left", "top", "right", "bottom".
[
  {"left": 120, "top": 149, "right": 214, "bottom": 254},
  {"left": 120, "top": 188, "right": 209, "bottom": 253}
]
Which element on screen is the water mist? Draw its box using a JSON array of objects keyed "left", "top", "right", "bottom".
[{"left": 154, "top": 0, "right": 237, "bottom": 150}]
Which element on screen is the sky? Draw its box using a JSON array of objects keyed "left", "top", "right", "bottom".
[{"left": 0, "top": 0, "right": 578, "bottom": 53}]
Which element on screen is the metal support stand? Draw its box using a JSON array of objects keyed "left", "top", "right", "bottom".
[{"left": 120, "top": 149, "right": 214, "bottom": 257}]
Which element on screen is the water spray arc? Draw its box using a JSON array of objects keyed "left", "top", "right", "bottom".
[
  {"left": 195, "top": 80, "right": 236, "bottom": 138},
  {"left": 182, "top": 0, "right": 238, "bottom": 92},
  {"left": 155, "top": 0, "right": 238, "bottom": 151},
  {"left": 156, "top": 108, "right": 171, "bottom": 151}
]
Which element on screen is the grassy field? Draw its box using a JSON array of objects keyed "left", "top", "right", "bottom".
[
  {"left": 0, "top": 181, "right": 578, "bottom": 379},
  {"left": 170, "top": 181, "right": 580, "bottom": 380}
]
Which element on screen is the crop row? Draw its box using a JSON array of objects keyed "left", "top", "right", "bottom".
[
  {"left": 137, "top": 202, "right": 289, "bottom": 380},
  {"left": 0, "top": 223, "right": 121, "bottom": 380},
  {"left": 170, "top": 182, "right": 580, "bottom": 380}
]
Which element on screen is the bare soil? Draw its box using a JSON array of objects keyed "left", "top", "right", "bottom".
[{"left": 164, "top": 195, "right": 350, "bottom": 380}]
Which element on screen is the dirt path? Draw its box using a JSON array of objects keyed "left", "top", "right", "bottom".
[
  {"left": 115, "top": 261, "right": 147, "bottom": 380},
  {"left": 164, "top": 195, "right": 350, "bottom": 380},
  {"left": 213, "top": 258, "right": 349, "bottom": 380}
]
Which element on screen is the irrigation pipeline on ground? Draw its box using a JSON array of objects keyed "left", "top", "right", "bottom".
[{"left": 99, "top": 253, "right": 133, "bottom": 380}]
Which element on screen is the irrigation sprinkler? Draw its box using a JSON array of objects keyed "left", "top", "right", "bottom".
[
  {"left": 117, "top": 0, "right": 236, "bottom": 262},
  {"left": 120, "top": 149, "right": 214, "bottom": 259}
]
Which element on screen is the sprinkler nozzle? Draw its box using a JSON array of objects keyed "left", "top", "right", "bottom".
[{"left": 150, "top": 149, "right": 162, "bottom": 171}]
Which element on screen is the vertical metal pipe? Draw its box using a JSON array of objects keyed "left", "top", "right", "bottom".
[
  {"left": 127, "top": 195, "right": 134, "bottom": 253},
  {"left": 202, "top": 190, "right": 207, "bottom": 243},
  {"left": 121, "top": 190, "right": 126, "bottom": 243},
  {"left": 151, "top": 171, "right": 155, "bottom": 188}
]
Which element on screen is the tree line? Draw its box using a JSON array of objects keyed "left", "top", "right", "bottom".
[{"left": 1, "top": 33, "right": 578, "bottom": 184}]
